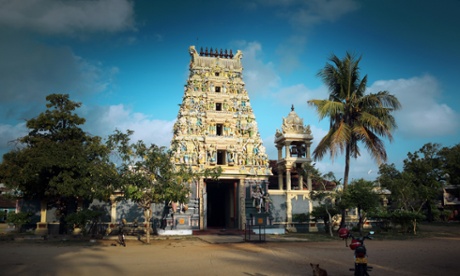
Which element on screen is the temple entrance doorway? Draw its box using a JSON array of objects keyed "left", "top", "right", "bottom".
[{"left": 205, "top": 180, "right": 238, "bottom": 229}]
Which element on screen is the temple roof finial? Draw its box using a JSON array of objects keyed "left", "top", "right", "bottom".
[{"left": 291, "top": 104, "right": 294, "bottom": 111}]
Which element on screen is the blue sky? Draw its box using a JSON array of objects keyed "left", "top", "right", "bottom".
[{"left": 1, "top": 0, "right": 459, "bottom": 182}]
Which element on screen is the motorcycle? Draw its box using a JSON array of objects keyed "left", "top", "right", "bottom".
[{"left": 339, "top": 228, "right": 374, "bottom": 276}]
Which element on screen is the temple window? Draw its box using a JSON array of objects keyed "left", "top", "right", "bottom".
[
  {"left": 215, "top": 72, "right": 220, "bottom": 76},
  {"left": 215, "top": 86, "right": 221, "bottom": 92},
  {"left": 216, "top": 103, "right": 222, "bottom": 111},
  {"left": 216, "top": 124, "right": 223, "bottom": 135},
  {"left": 217, "top": 150, "right": 226, "bottom": 165}
]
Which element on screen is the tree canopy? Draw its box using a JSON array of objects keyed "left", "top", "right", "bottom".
[
  {"left": 0, "top": 94, "right": 116, "bottom": 215},
  {"left": 378, "top": 143, "right": 459, "bottom": 223},
  {"left": 107, "top": 129, "right": 221, "bottom": 243},
  {"left": 305, "top": 163, "right": 340, "bottom": 236},
  {"left": 341, "top": 178, "right": 380, "bottom": 233}
]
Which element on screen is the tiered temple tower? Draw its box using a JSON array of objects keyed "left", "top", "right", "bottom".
[{"left": 169, "top": 46, "right": 271, "bottom": 231}]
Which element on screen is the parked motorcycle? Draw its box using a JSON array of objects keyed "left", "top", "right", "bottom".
[{"left": 339, "top": 228, "right": 374, "bottom": 276}]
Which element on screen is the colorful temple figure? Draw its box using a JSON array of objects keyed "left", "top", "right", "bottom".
[
  {"left": 263, "top": 193, "right": 271, "bottom": 213},
  {"left": 251, "top": 185, "right": 264, "bottom": 213}
]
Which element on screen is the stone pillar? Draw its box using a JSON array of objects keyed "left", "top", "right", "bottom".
[
  {"left": 285, "top": 142, "right": 291, "bottom": 158},
  {"left": 239, "top": 178, "right": 245, "bottom": 230},
  {"left": 277, "top": 164, "right": 284, "bottom": 190},
  {"left": 286, "top": 193, "right": 293, "bottom": 231},
  {"left": 110, "top": 195, "right": 117, "bottom": 224},
  {"left": 299, "top": 173, "right": 303, "bottom": 190},
  {"left": 200, "top": 178, "right": 205, "bottom": 230},
  {"left": 307, "top": 173, "right": 312, "bottom": 191},
  {"left": 35, "top": 200, "right": 48, "bottom": 235},
  {"left": 276, "top": 145, "right": 283, "bottom": 160},
  {"left": 40, "top": 200, "right": 47, "bottom": 223},
  {"left": 286, "top": 168, "right": 292, "bottom": 191},
  {"left": 308, "top": 199, "right": 318, "bottom": 232}
]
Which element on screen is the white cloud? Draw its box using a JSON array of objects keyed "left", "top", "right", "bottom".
[
  {"left": 0, "top": 104, "right": 174, "bottom": 160},
  {"left": 0, "top": 34, "right": 118, "bottom": 123},
  {"left": 253, "top": 0, "right": 360, "bottom": 28},
  {"left": 276, "top": 35, "right": 307, "bottom": 72},
  {"left": 302, "top": 0, "right": 360, "bottom": 25},
  {"left": 273, "top": 84, "right": 328, "bottom": 107},
  {"left": 369, "top": 75, "right": 460, "bottom": 138},
  {"left": 0, "top": 0, "right": 135, "bottom": 35},
  {"left": 249, "top": 0, "right": 360, "bottom": 76},
  {"left": 235, "top": 41, "right": 281, "bottom": 97},
  {"left": 83, "top": 104, "right": 175, "bottom": 148}
]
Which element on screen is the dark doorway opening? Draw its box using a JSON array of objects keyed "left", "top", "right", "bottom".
[
  {"left": 217, "top": 150, "right": 226, "bottom": 165},
  {"left": 206, "top": 180, "right": 238, "bottom": 229}
]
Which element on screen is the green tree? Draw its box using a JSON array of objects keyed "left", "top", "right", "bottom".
[
  {"left": 378, "top": 143, "right": 447, "bottom": 231},
  {"left": 378, "top": 163, "right": 418, "bottom": 211},
  {"left": 438, "top": 143, "right": 460, "bottom": 185},
  {"left": 65, "top": 209, "right": 103, "bottom": 235},
  {"left": 403, "top": 143, "right": 444, "bottom": 222},
  {"left": 6, "top": 211, "right": 33, "bottom": 232},
  {"left": 341, "top": 179, "right": 380, "bottom": 234},
  {"left": 107, "top": 130, "right": 221, "bottom": 244},
  {"left": 304, "top": 163, "right": 340, "bottom": 236},
  {"left": 378, "top": 163, "right": 427, "bottom": 233},
  {"left": 438, "top": 144, "right": 460, "bottom": 218},
  {"left": 0, "top": 94, "right": 116, "bottom": 232},
  {"left": 308, "top": 52, "right": 401, "bottom": 226}
]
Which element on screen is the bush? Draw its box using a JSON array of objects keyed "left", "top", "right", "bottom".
[
  {"left": 292, "top": 213, "right": 310, "bottom": 222},
  {"left": 371, "top": 209, "right": 424, "bottom": 234},
  {"left": 65, "top": 209, "right": 103, "bottom": 235},
  {"left": 6, "top": 211, "right": 33, "bottom": 231},
  {"left": 390, "top": 210, "right": 425, "bottom": 233}
]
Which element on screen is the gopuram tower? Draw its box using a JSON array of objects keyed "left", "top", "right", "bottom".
[{"left": 169, "top": 46, "right": 271, "bottom": 231}]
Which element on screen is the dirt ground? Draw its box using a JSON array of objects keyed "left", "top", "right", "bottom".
[{"left": 1, "top": 224, "right": 459, "bottom": 276}]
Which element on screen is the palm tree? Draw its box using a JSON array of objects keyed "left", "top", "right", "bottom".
[{"left": 308, "top": 52, "right": 401, "bottom": 225}]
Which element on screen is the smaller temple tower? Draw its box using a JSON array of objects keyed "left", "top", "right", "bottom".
[
  {"left": 274, "top": 105, "right": 313, "bottom": 190},
  {"left": 273, "top": 105, "right": 314, "bottom": 229}
]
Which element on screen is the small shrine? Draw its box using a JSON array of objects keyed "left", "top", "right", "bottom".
[
  {"left": 274, "top": 104, "right": 313, "bottom": 191},
  {"left": 269, "top": 105, "right": 318, "bottom": 232}
]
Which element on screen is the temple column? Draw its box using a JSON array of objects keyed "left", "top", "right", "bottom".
[
  {"left": 40, "top": 200, "right": 47, "bottom": 223},
  {"left": 308, "top": 199, "right": 318, "bottom": 232},
  {"left": 285, "top": 142, "right": 291, "bottom": 158},
  {"left": 286, "top": 193, "right": 294, "bottom": 231},
  {"left": 239, "top": 178, "right": 245, "bottom": 230},
  {"left": 200, "top": 178, "right": 205, "bottom": 230},
  {"left": 110, "top": 195, "right": 117, "bottom": 224},
  {"left": 286, "top": 168, "right": 292, "bottom": 191},
  {"left": 277, "top": 164, "right": 284, "bottom": 190},
  {"left": 276, "top": 145, "right": 283, "bottom": 160},
  {"left": 307, "top": 173, "right": 312, "bottom": 191},
  {"left": 35, "top": 200, "right": 48, "bottom": 235}
]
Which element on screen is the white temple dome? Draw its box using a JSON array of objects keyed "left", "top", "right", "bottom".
[{"left": 284, "top": 105, "right": 303, "bottom": 126}]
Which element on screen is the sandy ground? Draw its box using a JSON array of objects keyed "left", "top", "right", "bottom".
[{"left": 1, "top": 226, "right": 459, "bottom": 276}]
